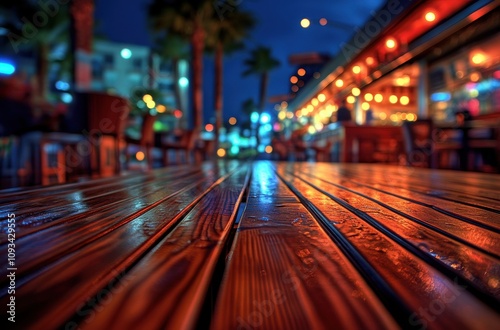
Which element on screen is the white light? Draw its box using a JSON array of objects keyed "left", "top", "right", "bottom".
[
  {"left": 179, "top": 77, "right": 189, "bottom": 87},
  {"left": 120, "top": 48, "right": 132, "bottom": 59},
  {"left": 260, "top": 113, "right": 271, "bottom": 124}
]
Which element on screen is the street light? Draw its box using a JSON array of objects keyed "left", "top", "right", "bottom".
[
  {"left": 300, "top": 18, "right": 311, "bottom": 28},
  {"left": 300, "top": 17, "right": 355, "bottom": 31}
]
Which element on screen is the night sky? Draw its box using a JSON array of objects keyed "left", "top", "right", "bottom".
[{"left": 94, "top": 0, "right": 385, "bottom": 124}]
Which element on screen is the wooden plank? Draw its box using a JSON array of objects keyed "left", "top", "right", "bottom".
[
  {"left": 75, "top": 163, "right": 250, "bottom": 329},
  {"left": 347, "top": 164, "right": 500, "bottom": 201},
  {"left": 0, "top": 167, "right": 206, "bottom": 243},
  {"left": 275, "top": 163, "right": 499, "bottom": 328},
  {"left": 0, "top": 165, "right": 193, "bottom": 205},
  {"left": 327, "top": 164, "right": 500, "bottom": 212},
  {"left": 289, "top": 164, "right": 500, "bottom": 253},
  {"left": 281, "top": 164, "right": 500, "bottom": 299},
  {"left": 211, "top": 162, "right": 398, "bottom": 329},
  {"left": 0, "top": 169, "right": 221, "bottom": 285},
  {"left": 0, "top": 162, "right": 246, "bottom": 329}
]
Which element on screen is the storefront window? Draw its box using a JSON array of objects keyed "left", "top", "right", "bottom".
[{"left": 429, "top": 32, "right": 500, "bottom": 122}]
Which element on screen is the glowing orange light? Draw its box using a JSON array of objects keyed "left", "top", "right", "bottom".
[
  {"left": 365, "top": 57, "right": 375, "bottom": 66},
  {"left": 205, "top": 124, "right": 214, "bottom": 132},
  {"left": 290, "top": 76, "right": 298, "bottom": 84},
  {"left": 471, "top": 52, "right": 486, "bottom": 65},
  {"left": 319, "top": 18, "right": 328, "bottom": 26},
  {"left": 229, "top": 117, "right": 237, "bottom": 125},
  {"left": 470, "top": 72, "right": 480, "bottom": 82},
  {"left": 265, "top": 146, "right": 273, "bottom": 154},
  {"left": 352, "top": 65, "right": 361, "bottom": 74},
  {"left": 217, "top": 148, "right": 226, "bottom": 157},
  {"left": 297, "top": 68, "right": 306, "bottom": 76},
  {"left": 156, "top": 104, "right": 166, "bottom": 113},
  {"left": 135, "top": 151, "right": 145, "bottom": 161}
]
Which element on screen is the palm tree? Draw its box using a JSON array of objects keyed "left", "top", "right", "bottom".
[
  {"left": 243, "top": 46, "right": 280, "bottom": 147},
  {"left": 153, "top": 34, "right": 189, "bottom": 125},
  {"left": 243, "top": 46, "right": 280, "bottom": 114},
  {"left": 148, "top": 0, "right": 214, "bottom": 132},
  {"left": 205, "top": 10, "right": 255, "bottom": 148},
  {"left": 0, "top": 1, "right": 69, "bottom": 100}
]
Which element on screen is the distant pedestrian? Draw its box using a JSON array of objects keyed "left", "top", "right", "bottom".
[
  {"left": 335, "top": 99, "right": 352, "bottom": 123},
  {"left": 365, "top": 107, "right": 374, "bottom": 124}
]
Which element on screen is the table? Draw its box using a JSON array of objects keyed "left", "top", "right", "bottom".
[
  {"left": 342, "top": 124, "right": 403, "bottom": 163},
  {"left": 0, "top": 161, "right": 498, "bottom": 329}
]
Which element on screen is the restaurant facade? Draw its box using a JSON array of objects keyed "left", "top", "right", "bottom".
[{"left": 288, "top": 0, "right": 500, "bottom": 127}]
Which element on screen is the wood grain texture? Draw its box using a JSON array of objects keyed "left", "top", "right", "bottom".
[
  {"left": 1, "top": 161, "right": 498, "bottom": 329},
  {"left": 211, "top": 162, "right": 398, "bottom": 330},
  {"left": 0, "top": 161, "right": 245, "bottom": 329},
  {"left": 276, "top": 163, "right": 500, "bottom": 328},
  {"left": 78, "top": 164, "right": 250, "bottom": 330}
]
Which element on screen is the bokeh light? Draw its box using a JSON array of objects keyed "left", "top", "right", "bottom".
[
  {"left": 135, "top": 151, "right": 145, "bottom": 161},
  {"left": 217, "top": 148, "right": 226, "bottom": 157}
]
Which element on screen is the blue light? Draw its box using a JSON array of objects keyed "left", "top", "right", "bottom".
[
  {"left": 61, "top": 93, "right": 73, "bottom": 103},
  {"left": 250, "top": 112, "right": 259, "bottom": 123},
  {"left": 430, "top": 92, "right": 451, "bottom": 102},
  {"left": 55, "top": 80, "right": 70, "bottom": 91},
  {"left": 0, "top": 62, "right": 15, "bottom": 75},
  {"left": 120, "top": 48, "right": 132, "bottom": 59},
  {"left": 178, "top": 77, "right": 189, "bottom": 87},
  {"left": 230, "top": 145, "right": 240, "bottom": 155}
]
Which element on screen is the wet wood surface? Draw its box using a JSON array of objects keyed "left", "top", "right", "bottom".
[{"left": 0, "top": 161, "right": 498, "bottom": 329}]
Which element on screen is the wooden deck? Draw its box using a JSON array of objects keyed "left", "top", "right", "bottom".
[{"left": 0, "top": 161, "right": 499, "bottom": 329}]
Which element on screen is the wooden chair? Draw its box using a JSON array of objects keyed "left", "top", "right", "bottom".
[
  {"left": 161, "top": 129, "right": 198, "bottom": 165},
  {"left": 402, "top": 119, "right": 461, "bottom": 169},
  {"left": 311, "top": 140, "right": 333, "bottom": 162},
  {"left": 271, "top": 137, "right": 290, "bottom": 161},
  {"left": 467, "top": 121, "right": 500, "bottom": 172},
  {"left": 86, "top": 92, "right": 131, "bottom": 176},
  {"left": 194, "top": 138, "right": 215, "bottom": 163},
  {"left": 125, "top": 114, "right": 156, "bottom": 170}
]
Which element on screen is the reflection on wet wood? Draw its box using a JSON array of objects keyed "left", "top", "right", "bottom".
[{"left": 0, "top": 161, "right": 498, "bottom": 329}]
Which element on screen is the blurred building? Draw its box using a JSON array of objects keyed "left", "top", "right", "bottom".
[
  {"left": 90, "top": 40, "right": 189, "bottom": 112},
  {"left": 289, "top": 0, "right": 500, "bottom": 126}
]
